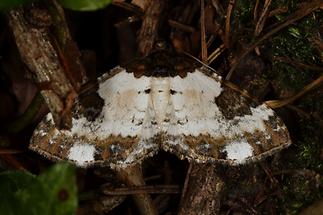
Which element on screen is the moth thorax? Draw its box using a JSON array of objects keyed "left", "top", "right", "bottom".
[{"left": 151, "top": 77, "right": 171, "bottom": 124}]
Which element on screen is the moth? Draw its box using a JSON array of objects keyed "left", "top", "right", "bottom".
[{"left": 30, "top": 46, "right": 291, "bottom": 169}]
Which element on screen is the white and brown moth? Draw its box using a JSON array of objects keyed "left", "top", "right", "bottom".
[{"left": 30, "top": 48, "right": 291, "bottom": 168}]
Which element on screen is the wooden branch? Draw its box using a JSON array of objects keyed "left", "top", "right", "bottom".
[
  {"left": 255, "top": 0, "right": 272, "bottom": 36},
  {"left": 200, "top": 0, "right": 208, "bottom": 62},
  {"left": 265, "top": 74, "right": 323, "bottom": 109},
  {"left": 224, "top": 0, "right": 236, "bottom": 48},
  {"left": 102, "top": 184, "right": 180, "bottom": 195},
  {"left": 178, "top": 163, "right": 224, "bottom": 215},
  {"left": 137, "top": 0, "right": 168, "bottom": 56},
  {"left": 116, "top": 165, "right": 158, "bottom": 215},
  {"left": 8, "top": 1, "right": 86, "bottom": 129}
]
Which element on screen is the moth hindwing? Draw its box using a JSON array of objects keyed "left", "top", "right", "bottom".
[{"left": 30, "top": 51, "right": 291, "bottom": 168}]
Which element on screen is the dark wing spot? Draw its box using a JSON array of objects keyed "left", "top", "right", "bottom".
[
  {"left": 77, "top": 92, "right": 104, "bottom": 122},
  {"left": 151, "top": 120, "right": 157, "bottom": 125},
  {"left": 177, "top": 117, "right": 188, "bottom": 125},
  {"left": 144, "top": 89, "right": 151, "bottom": 94},
  {"left": 215, "top": 88, "right": 254, "bottom": 119},
  {"left": 135, "top": 121, "right": 143, "bottom": 126},
  {"left": 170, "top": 89, "right": 177, "bottom": 95}
]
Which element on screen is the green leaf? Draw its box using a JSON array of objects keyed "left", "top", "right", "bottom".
[
  {"left": 58, "top": 0, "right": 111, "bottom": 11},
  {"left": 0, "top": 0, "right": 35, "bottom": 11},
  {"left": 0, "top": 171, "right": 37, "bottom": 215},
  {"left": 0, "top": 171, "right": 36, "bottom": 193},
  {"left": 0, "top": 162, "right": 77, "bottom": 215},
  {"left": 38, "top": 162, "right": 77, "bottom": 215}
]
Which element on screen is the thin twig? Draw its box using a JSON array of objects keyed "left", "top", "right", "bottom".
[
  {"left": 255, "top": 0, "right": 272, "bottom": 36},
  {"left": 273, "top": 56, "right": 323, "bottom": 72},
  {"left": 168, "top": 19, "right": 195, "bottom": 33},
  {"left": 253, "top": 0, "right": 260, "bottom": 21},
  {"left": 287, "top": 105, "right": 323, "bottom": 128},
  {"left": 112, "top": 1, "right": 144, "bottom": 15},
  {"left": 224, "top": 0, "right": 236, "bottom": 48},
  {"left": 178, "top": 163, "right": 224, "bottom": 215},
  {"left": 102, "top": 185, "right": 180, "bottom": 195},
  {"left": 265, "top": 74, "right": 323, "bottom": 108},
  {"left": 207, "top": 44, "right": 225, "bottom": 64},
  {"left": 116, "top": 165, "right": 158, "bottom": 215},
  {"left": 225, "top": 0, "right": 323, "bottom": 80},
  {"left": 211, "top": 0, "right": 225, "bottom": 17},
  {"left": 0, "top": 154, "right": 27, "bottom": 171},
  {"left": 137, "top": 0, "right": 167, "bottom": 56},
  {"left": 200, "top": 0, "right": 208, "bottom": 62},
  {"left": 179, "top": 163, "right": 192, "bottom": 206},
  {"left": 268, "top": 6, "right": 288, "bottom": 17},
  {"left": 0, "top": 149, "right": 22, "bottom": 154}
]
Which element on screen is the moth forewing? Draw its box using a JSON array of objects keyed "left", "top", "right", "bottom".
[{"left": 30, "top": 52, "right": 291, "bottom": 168}]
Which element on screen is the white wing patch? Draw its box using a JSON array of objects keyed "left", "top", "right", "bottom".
[
  {"left": 168, "top": 70, "right": 274, "bottom": 139},
  {"left": 68, "top": 142, "right": 96, "bottom": 166},
  {"left": 220, "top": 140, "right": 253, "bottom": 164},
  {"left": 97, "top": 70, "right": 151, "bottom": 138}
]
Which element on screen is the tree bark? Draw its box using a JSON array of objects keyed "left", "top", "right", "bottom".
[
  {"left": 8, "top": 1, "right": 86, "bottom": 129},
  {"left": 178, "top": 163, "right": 224, "bottom": 215}
]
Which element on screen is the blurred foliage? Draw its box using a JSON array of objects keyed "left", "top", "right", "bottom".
[
  {"left": 0, "top": 0, "right": 111, "bottom": 11},
  {"left": 272, "top": 12, "right": 322, "bottom": 91},
  {"left": 280, "top": 174, "right": 322, "bottom": 214},
  {"left": 234, "top": 0, "right": 254, "bottom": 28},
  {"left": 0, "top": 0, "right": 34, "bottom": 11},
  {"left": 0, "top": 163, "right": 77, "bottom": 215},
  {"left": 58, "top": 0, "right": 111, "bottom": 11},
  {"left": 6, "top": 93, "right": 43, "bottom": 133},
  {"left": 285, "top": 116, "right": 323, "bottom": 173}
]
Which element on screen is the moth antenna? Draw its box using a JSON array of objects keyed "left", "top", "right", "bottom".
[
  {"left": 183, "top": 52, "right": 219, "bottom": 75},
  {"left": 78, "top": 80, "right": 99, "bottom": 96}
]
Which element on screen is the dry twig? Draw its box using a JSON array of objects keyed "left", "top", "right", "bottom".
[
  {"left": 178, "top": 163, "right": 224, "bottom": 215},
  {"left": 102, "top": 184, "right": 179, "bottom": 195},
  {"left": 224, "top": 0, "right": 236, "bottom": 48},
  {"left": 255, "top": 0, "right": 272, "bottom": 36},
  {"left": 137, "top": 0, "right": 167, "bottom": 55},
  {"left": 8, "top": 2, "right": 86, "bottom": 129},
  {"left": 266, "top": 74, "right": 323, "bottom": 108},
  {"left": 200, "top": 0, "right": 208, "bottom": 62},
  {"left": 225, "top": 0, "right": 323, "bottom": 80},
  {"left": 116, "top": 165, "right": 158, "bottom": 215}
]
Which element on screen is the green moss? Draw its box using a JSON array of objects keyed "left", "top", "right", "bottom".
[
  {"left": 271, "top": 0, "right": 301, "bottom": 12},
  {"left": 278, "top": 172, "right": 322, "bottom": 214},
  {"left": 272, "top": 62, "right": 312, "bottom": 91},
  {"left": 299, "top": 92, "right": 323, "bottom": 116},
  {"left": 278, "top": 116, "right": 323, "bottom": 213},
  {"left": 296, "top": 121, "right": 322, "bottom": 170},
  {"left": 271, "top": 11, "right": 322, "bottom": 91},
  {"left": 235, "top": 0, "right": 254, "bottom": 26}
]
